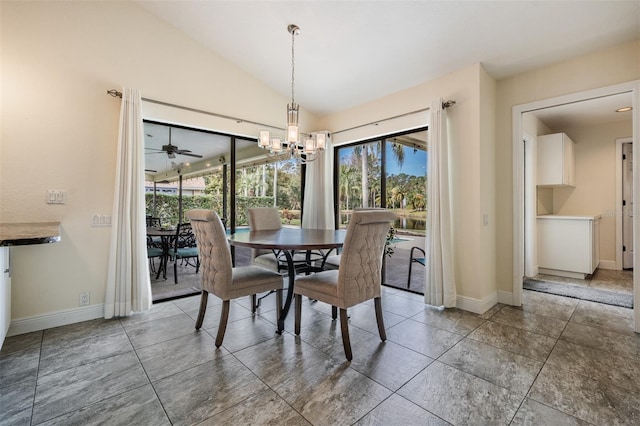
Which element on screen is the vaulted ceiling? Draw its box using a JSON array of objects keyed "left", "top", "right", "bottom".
[{"left": 137, "top": 0, "right": 640, "bottom": 115}]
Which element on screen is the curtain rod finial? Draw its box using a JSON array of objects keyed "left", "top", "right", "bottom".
[
  {"left": 107, "top": 89, "right": 123, "bottom": 98},
  {"left": 442, "top": 100, "right": 456, "bottom": 109}
]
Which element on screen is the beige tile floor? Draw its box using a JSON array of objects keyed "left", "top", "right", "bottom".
[
  {"left": 536, "top": 268, "right": 633, "bottom": 295},
  {"left": 2, "top": 286, "right": 639, "bottom": 425}
]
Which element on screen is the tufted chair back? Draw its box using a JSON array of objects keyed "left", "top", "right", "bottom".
[
  {"left": 247, "top": 207, "right": 282, "bottom": 231},
  {"left": 186, "top": 209, "right": 232, "bottom": 298},
  {"left": 338, "top": 210, "right": 396, "bottom": 306}
]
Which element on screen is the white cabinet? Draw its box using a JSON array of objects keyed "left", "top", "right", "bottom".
[
  {"left": 537, "top": 215, "right": 600, "bottom": 279},
  {"left": 537, "top": 133, "right": 575, "bottom": 187},
  {"left": 0, "top": 247, "right": 10, "bottom": 348}
]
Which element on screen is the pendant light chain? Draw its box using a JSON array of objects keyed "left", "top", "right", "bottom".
[{"left": 291, "top": 28, "right": 296, "bottom": 106}]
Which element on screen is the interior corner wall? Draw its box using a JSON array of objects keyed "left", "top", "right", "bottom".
[
  {"left": 0, "top": 1, "right": 309, "bottom": 324},
  {"left": 479, "top": 65, "right": 497, "bottom": 301},
  {"left": 495, "top": 39, "right": 640, "bottom": 294},
  {"left": 321, "top": 63, "right": 494, "bottom": 307}
]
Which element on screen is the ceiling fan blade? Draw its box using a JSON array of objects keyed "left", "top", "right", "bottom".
[
  {"left": 145, "top": 169, "right": 157, "bottom": 173},
  {"left": 179, "top": 152, "right": 203, "bottom": 158}
]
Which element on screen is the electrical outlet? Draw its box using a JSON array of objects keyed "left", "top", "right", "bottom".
[{"left": 79, "top": 291, "right": 90, "bottom": 307}]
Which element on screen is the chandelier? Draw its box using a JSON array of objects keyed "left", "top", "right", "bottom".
[{"left": 258, "top": 24, "right": 325, "bottom": 163}]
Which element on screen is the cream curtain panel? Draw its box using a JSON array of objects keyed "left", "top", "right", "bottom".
[
  {"left": 425, "top": 98, "right": 457, "bottom": 307},
  {"left": 104, "top": 87, "right": 152, "bottom": 318},
  {"left": 302, "top": 133, "right": 335, "bottom": 230}
]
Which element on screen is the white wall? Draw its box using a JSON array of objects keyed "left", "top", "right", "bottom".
[{"left": 1, "top": 1, "right": 317, "bottom": 326}]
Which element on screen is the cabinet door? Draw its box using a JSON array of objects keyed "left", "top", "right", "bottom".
[
  {"left": 537, "top": 218, "right": 591, "bottom": 273},
  {"left": 537, "top": 133, "right": 575, "bottom": 187},
  {"left": 538, "top": 134, "right": 563, "bottom": 185}
]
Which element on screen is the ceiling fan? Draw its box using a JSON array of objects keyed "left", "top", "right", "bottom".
[{"left": 145, "top": 127, "right": 203, "bottom": 159}]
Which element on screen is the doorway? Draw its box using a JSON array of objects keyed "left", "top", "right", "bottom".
[{"left": 512, "top": 81, "right": 639, "bottom": 331}]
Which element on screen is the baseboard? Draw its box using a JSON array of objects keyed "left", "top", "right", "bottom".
[
  {"left": 456, "top": 292, "right": 498, "bottom": 315},
  {"left": 597, "top": 260, "right": 617, "bottom": 270},
  {"left": 7, "top": 304, "right": 105, "bottom": 337}
]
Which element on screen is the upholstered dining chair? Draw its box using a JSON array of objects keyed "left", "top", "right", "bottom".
[
  {"left": 186, "top": 209, "right": 283, "bottom": 347},
  {"left": 293, "top": 209, "right": 397, "bottom": 360},
  {"left": 320, "top": 208, "right": 387, "bottom": 271},
  {"left": 247, "top": 207, "right": 319, "bottom": 273},
  {"left": 247, "top": 207, "right": 287, "bottom": 273}
]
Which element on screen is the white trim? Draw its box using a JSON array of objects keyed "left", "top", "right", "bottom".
[
  {"left": 7, "top": 304, "right": 105, "bottom": 337},
  {"left": 512, "top": 80, "right": 640, "bottom": 332},
  {"left": 523, "top": 132, "right": 538, "bottom": 278},
  {"left": 456, "top": 292, "right": 498, "bottom": 315},
  {"left": 598, "top": 260, "right": 618, "bottom": 270},
  {"left": 617, "top": 137, "right": 633, "bottom": 270}
]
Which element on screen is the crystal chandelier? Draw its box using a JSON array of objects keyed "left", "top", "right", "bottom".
[{"left": 258, "top": 24, "right": 325, "bottom": 163}]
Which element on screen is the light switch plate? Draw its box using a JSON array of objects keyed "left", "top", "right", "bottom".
[{"left": 47, "top": 190, "right": 66, "bottom": 204}]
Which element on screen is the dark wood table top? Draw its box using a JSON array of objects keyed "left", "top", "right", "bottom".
[{"left": 228, "top": 228, "right": 346, "bottom": 251}]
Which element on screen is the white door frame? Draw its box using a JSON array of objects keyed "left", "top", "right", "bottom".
[{"left": 512, "top": 80, "right": 640, "bottom": 332}]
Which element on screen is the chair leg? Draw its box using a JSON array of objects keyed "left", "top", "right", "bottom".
[
  {"left": 155, "top": 254, "right": 164, "bottom": 280},
  {"left": 294, "top": 294, "right": 302, "bottom": 335},
  {"left": 251, "top": 294, "right": 257, "bottom": 313},
  {"left": 339, "top": 308, "right": 352, "bottom": 361},
  {"left": 407, "top": 260, "right": 413, "bottom": 288},
  {"left": 195, "top": 290, "right": 209, "bottom": 330},
  {"left": 215, "top": 300, "right": 230, "bottom": 348},
  {"left": 276, "top": 289, "right": 283, "bottom": 318},
  {"left": 374, "top": 297, "right": 386, "bottom": 341},
  {"left": 174, "top": 257, "right": 179, "bottom": 284},
  {"left": 331, "top": 306, "right": 337, "bottom": 320}
]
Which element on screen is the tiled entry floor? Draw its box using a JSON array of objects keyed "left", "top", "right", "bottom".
[{"left": 2, "top": 287, "right": 639, "bottom": 425}]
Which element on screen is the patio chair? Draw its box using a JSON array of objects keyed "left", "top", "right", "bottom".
[
  {"left": 146, "top": 216, "right": 161, "bottom": 228},
  {"left": 169, "top": 222, "right": 200, "bottom": 284},
  {"left": 407, "top": 246, "right": 426, "bottom": 288},
  {"left": 146, "top": 236, "right": 164, "bottom": 274},
  {"left": 293, "top": 209, "right": 397, "bottom": 360},
  {"left": 186, "top": 209, "right": 283, "bottom": 347}
]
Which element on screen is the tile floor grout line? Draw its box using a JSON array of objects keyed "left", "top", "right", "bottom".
[
  {"left": 119, "top": 317, "right": 174, "bottom": 424},
  {"left": 28, "top": 330, "right": 45, "bottom": 426}
]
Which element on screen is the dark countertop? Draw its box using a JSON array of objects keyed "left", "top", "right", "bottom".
[{"left": 0, "top": 222, "right": 61, "bottom": 246}]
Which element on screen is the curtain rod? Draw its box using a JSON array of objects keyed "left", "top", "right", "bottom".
[
  {"left": 331, "top": 100, "right": 455, "bottom": 136},
  {"left": 107, "top": 89, "right": 454, "bottom": 136},
  {"left": 107, "top": 89, "right": 284, "bottom": 132}
]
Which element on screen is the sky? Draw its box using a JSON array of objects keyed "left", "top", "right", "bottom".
[
  {"left": 338, "top": 144, "right": 427, "bottom": 177},
  {"left": 386, "top": 144, "right": 427, "bottom": 177}
]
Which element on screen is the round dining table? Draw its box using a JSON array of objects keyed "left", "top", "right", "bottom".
[{"left": 228, "top": 227, "right": 346, "bottom": 333}]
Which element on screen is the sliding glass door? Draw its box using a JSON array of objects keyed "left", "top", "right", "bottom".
[{"left": 335, "top": 128, "right": 427, "bottom": 293}]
